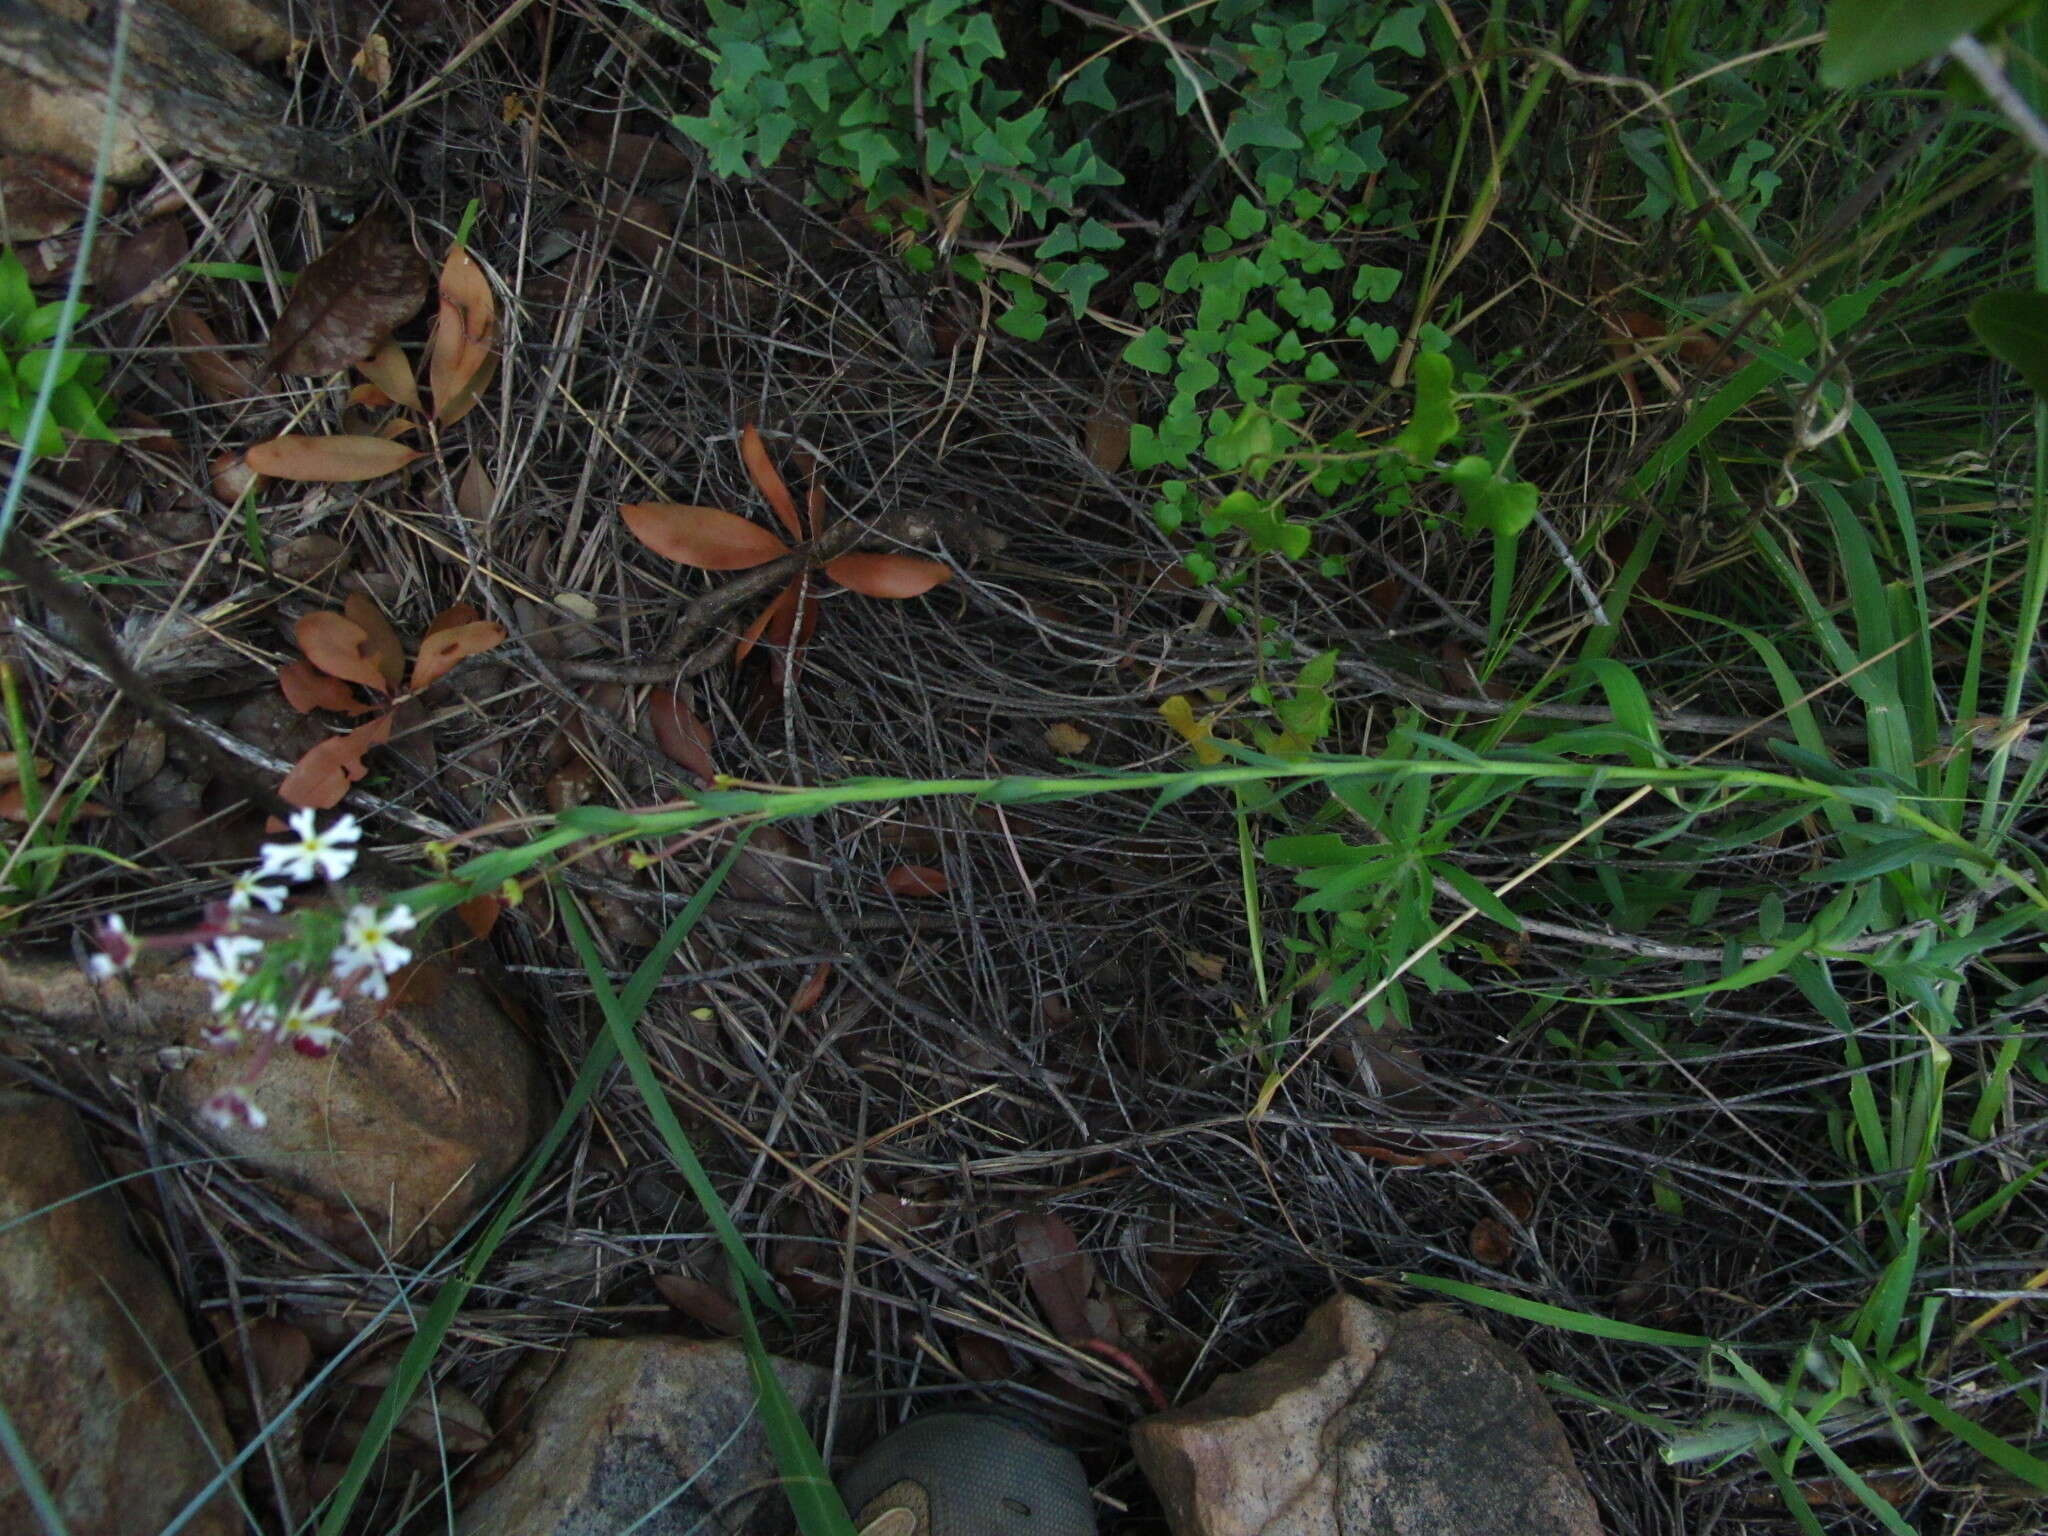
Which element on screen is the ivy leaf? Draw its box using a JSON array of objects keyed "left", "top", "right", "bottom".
[
  {"left": 1443, "top": 456, "right": 1539, "bottom": 537},
  {"left": 1392, "top": 351, "right": 1459, "bottom": 460}
]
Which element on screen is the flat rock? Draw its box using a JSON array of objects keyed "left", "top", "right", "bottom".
[
  {"left": 1134, "top": 1294, "right": 1601, "bottom": 1536},
  {"left": 0, "top": 1089, "right": 238, "bottom": 1536},
  {"left": 458, "top": 1336, "right": 850, "bottom": 1536},
  {"left": 0, "top": 946, "right": 552, "bottom": 1258}
]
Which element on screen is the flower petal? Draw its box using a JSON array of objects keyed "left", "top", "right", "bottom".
[
  {"left": 622, "top": 504, "right": 787, "bottom": 569},
  {"left": 825, "top": 553, "right": 952, "bottom": 598}
]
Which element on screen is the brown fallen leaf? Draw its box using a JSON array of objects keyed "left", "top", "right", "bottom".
[
  {"left": 429, "top": 242, "right": 498, "bottom": 426},
  {"left": 278, "top": 657, "right": 375, "bottom": 715},
  {"left": 278, "top": 713, "right": 394, "bottom": 808},
  {"left": 97, "top": 217, "right": 189, "bottom": 309},
  {"left": 166, "top": 307, "right": 257, "bottom": 403},
  {"left": 268, "top": 211, "right": 430, "bottom": 376},
  {"left": 345, "top": 592, "right": 406, "bottom": 691},
  {"left": 790, "top": 961, "right": 832, "bottom": 1013},
  {"left": 456, "top": 894, "right": 502, "bottom": 940},
  {"left": 355, "top": 337, "right": 421, "bottom": 414},
  {"left": 296, "top": 612, "right": 389, "bottom": 694},
  {"left": 1013, "top": 1209, "right": 1099, "bottom": 1345},
  {"left": 883, "top": 864, "right": 948, "bottom": 897},
  {"left": 455, "top": 455, "right": 495, "bottom": 519},
  {"left": 1469, "top": 1216, "right": 1516, "bottom": 1267},
  {"left": 654, "top": 1272, "right": 743, "bottom": 1336},
  {"left": 409, "top": 620, "right": 506, "bottom": 692},
  {"left": 245, "top": 434, "right": 422, "bottom": 482},
  {"left": 647, "top": 687, "right": 717, "bottom": 784}
]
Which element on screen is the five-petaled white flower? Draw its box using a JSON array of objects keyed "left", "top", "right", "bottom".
[
  {"left": 278, "top": 987, "right": 345, "bottom": 1057},
  {"left": 190, "top": 935, "right": 264, "bottom": 1012},
  {"left": 228, "top": 869, "right": 289, "bottom": 914},
  {"left": 258, "top": 809, "right": 362, "bottom": 884},
  {"left": 335, "top": 903, "right": 416, "bottom": 988},
  {"left": 200, "top": 1088, "right": 267, "bottom": 1131}
]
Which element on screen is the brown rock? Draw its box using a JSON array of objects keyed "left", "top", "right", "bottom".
[
  {"left": 167, "top": 958, "right": 552, "bottom": 1258},
  {"left": 456, "top": 1337, "right": 855, "bottom": 1536},
  {"left": 1134, "top": 1295, "right": 1601, "bottom": 1536},
  {"left": 0, "top": 1090, "right": 238, "bottom": 1536},
  {"left": 0, "top": 942, "right": 551, "bottom": 1257}
]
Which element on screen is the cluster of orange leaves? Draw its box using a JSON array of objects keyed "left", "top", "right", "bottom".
[
  {"left": 277, "top": 593, "right": 504, "bottom": 807},
  {"left": 244, "top": 228, "right": 498, "bottom": 484},
  {"left": 621, "top": 424, "right": 950, "bottom": 684}
]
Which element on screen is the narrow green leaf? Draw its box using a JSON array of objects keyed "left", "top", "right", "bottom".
[
  {"left": 1401, "top": 1273, "right": 1714, "bottom": 1348},
  {"left": 1819, "top": 0, "right": 2012, "bottom": 90}
]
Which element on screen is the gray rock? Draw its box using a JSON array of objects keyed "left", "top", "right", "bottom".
[
  {"left": 1133, "top": 1294, "right": 1601, "bottom": 1536},
  {"left": 458, "top": 1336, "right": 855, "bottom": 1536},
  {"left": 0, "top": 1089, "right": 239, "bottom": 1536}
]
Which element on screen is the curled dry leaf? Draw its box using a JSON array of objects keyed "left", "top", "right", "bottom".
[
  {"left": 1013, "top": 1209, "right": 1101, "bottom": 1345},
  {"left": 647, "top": 687, "right": 717, "bottom": 783},
  {"left": 166, "top": 307, "right": 256, "bottom": 403},
  {"left": 623, "top": 503, "right": 787, "bottom": 570},
  {"left": 278, "top": 658, "right": 375, "bottom": 715},
  {"left": 653, "top": 1272, "right": 743, "bottom": 1336},
  {"left": 430, "top": 242, "right": 497, "bottom": 425},
  {"left": 790, "top": 960, "right": 832, "bottom": 1013},
  {"left": 355, "top": 337, "right": 421, "bottom": 414},
  {"left": 883, "top": 864, "right": 949, "bottom": 898},
  {"left": 410, "top": 620, "right": 507, "bottom": 692},
  {"left": 740, "top": 423, "right": 802, "bottom": 539},
  {"left": 344, "top": 592, "right": 406, "bottom": 691},
  {"left": 1045, "top": 722, "right": 1091, "bottom": 754},
  {"left": 456, "top": 894, "right": 502, "bottom": 940},
  {"left": 825, "top": 552, "right": 951, "bottom": 598},
  {"left": 295, "top": 612, "right": 389, "bottom": 694},
  {"left": 0, "top": 153, "right": 114, "bottom": 242},
  {"left": 277, "top": 712, "right": 394, "bottom": 808},
  {"left": 1468, "top": 1217, "right": 1516, "bottom": 1267},
  {"left": 245, "top": 434, "right": 421, "bottom": 483},
  {"left": 268, "top": 211, "right": 431, "bottom": 376},
  {"left": 455, "top": 456, "right": 495, "bottom": 519}
]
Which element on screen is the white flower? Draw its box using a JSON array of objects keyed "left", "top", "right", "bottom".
[
  {"left": 228, "top": 869, "right": 288, "bottom": 914},
  {"left": 279, "top": 987, "right": 344, "bottom": 1057},
  {"left": 257, "top": 809, "right": 361, "bottom": 884},
  {"left": 200, "top": 1088, "right": 266, "bottom": 1131},
  {"left": 335, "top": 903, "right": 415, "bottom": 984},
  {"left": 87, "top": 914, "right": 134, "bottom": 978},
  {"left": 190, "top": 935, "right": 263, "bottom": 1013}
]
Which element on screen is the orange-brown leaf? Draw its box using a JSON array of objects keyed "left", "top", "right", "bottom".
[
  {"left": 268, "top": 212, "right": 430, "bottom": 375},
  {"left": 622, "top": 503, "right": 786, "bottom": 570},
  {"left": 739, "top": 424, "right": 802, "bottom": 540},
  {"left": 424, "top": 602, "right": 483, "bottom": 639},
  {"left": 277, "top": 712, "right": 394, "bottom": 808},
  {"left": 245, "top": 434, "right": 421, "bottom": 482},
  {"left": 884, "top": 864, "right": 949, "bottom": 897},
  {"left": 344, "top": 592, "right": 406, "bottom": 690},
  {"left": 278, "top": 658, "right": 374, "bottom": 715},
  {"left": 355, "top": 336, "right": 421, "bottom": 413},
  {"left": 648, "top": 688, "right": 717, "bottom": 783},
  {"left": 734, "top": 585, "right": 794, "bottom": 666},
  {"left": 825, "top": 552, "right": 951, "bottom": 598},
  {"left": 409, "top": 619, "right": 506, "bottom": 692},
  {"left": 791, "top": 960, "right": 832, "bottom": 1013},
  {"left": 434, "top": 346, "right": 497, "bottom": 427},
  {"left": 429, "top": 243, "right": 498, "bottom": 425},
  {"left": 295, "top": 612, "right": 389, "bottom": 693},
  {"left": 456, "top": 894, "right": 502, "bottom": 940}
]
